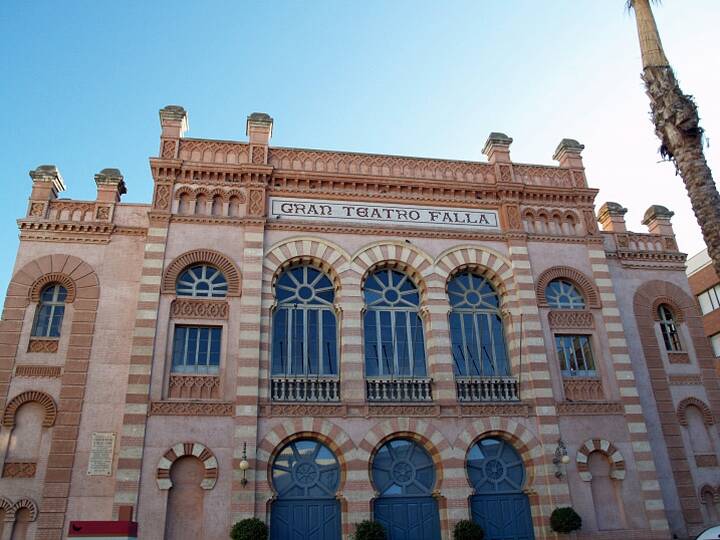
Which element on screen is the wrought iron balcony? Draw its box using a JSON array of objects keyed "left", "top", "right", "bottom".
[
  {"left": 270, "top": 376, "right": 340, "bottom": 402},
  {"left": 366, "top": 377, "right": 433, "bottom": 402},
  {"left": 455, "top": 376, "right": 519, "bottom": 402}
]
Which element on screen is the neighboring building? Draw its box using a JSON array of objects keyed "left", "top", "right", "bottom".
[
  {"left": 0, "top": 106, "right": 719, "bottom": 540},
  {"left": 687, "top": 249, "right": 720, "bottom": 360}
]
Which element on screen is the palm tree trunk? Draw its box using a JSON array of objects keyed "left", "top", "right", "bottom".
[{"left": 630, "top": 0, "right": 720, "bottom": 277}]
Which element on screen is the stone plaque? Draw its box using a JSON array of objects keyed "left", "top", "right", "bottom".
[
  {"left": 87, "top": 432, "right": 115, "bottom": 476},
  {"left": 269, "top": 197, "right": 500, "bottom": 230}
]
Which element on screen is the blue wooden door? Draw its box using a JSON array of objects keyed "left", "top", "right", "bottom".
[
  {"left": 271, "top": 499, "right": 340, "bottom": 540},
  {"left": 467, "top": 437, "right": 535, "bottom": 540},
  {"left": 270, "top": 439, "right": 341, "bottom": 540},
  {"left": 374, "top": 497, "right": 440, "bottom": 540},
  {"left": 371, "top": 439, "right": 441, "bottom": 540}
]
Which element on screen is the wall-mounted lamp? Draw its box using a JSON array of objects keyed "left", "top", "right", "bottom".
[
  {"left": 553, "top": 439, "right": 570, "bottom": 478},
  {"left": 239, "top": 442, "right": 250, "bottom": 487}
]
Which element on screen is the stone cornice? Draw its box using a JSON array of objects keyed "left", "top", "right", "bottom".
[{"left": 17, "top": 220, "right": 146, "bottom": 243}]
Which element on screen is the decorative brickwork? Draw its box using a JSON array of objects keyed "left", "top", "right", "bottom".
[
  {"left": 576, "top": 439, "right": 626, "bottom": 481},
  {"left": 28, "top": 273, "right": 77, "bottom": 303},
  {"left": 633, "top": 279, "right": 720, "bottom": 532},
  {"left": 2, "top": 390, "right": 57, "bottom": 428},
  {"left": 651, "top": 296, "right": 685, "bottom": 322},
  {"left": 170, "top": 299, "right": 229, "bottom": 319},
  {"left": 149, "top": 400, "right": 233, "bottom": 416},
  {"left": 535, "top": 266, "right": 600, "bottom": 308},
  {"left": 13, "top": 365, "right": 62, "bottom": 378},
  {"left": 161, "top": 249, "right": 241, "bottom": 296},
  {"left": 27, "top": 338, "right": 59, "bottom": 353},
  {"left": 677, "top": 397, "right": 714, "bottom": 427},
  {"left": 167, "top": 375, "right": 221, "bottom": 400},
  {"left": 548, "top": 310, "right": 594, "bottom": 329},
  {"left": 156, "top": 442, "right": 218, "bottom": 490},
  {"left": 2, "top": 462, "right": 37, "bottom": 478},
  {"left": 11, "top": 498, "right": 38, "bottom": 521},
  {"left": 563, "top": 377, "right": 605, "bottom": 401}
]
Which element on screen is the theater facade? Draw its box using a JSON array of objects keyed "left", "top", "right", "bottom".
[{"left": 1, "top": 106, "right": 719, "bottom": 540}]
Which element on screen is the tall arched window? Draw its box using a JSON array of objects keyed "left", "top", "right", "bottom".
[
  {"left": 363, "top": 269, "right": 426, "bottom": 377},
  {"left": 545, "top": 279, "right": 586, "bottom": 309},
  {"left": 658, "top": 304, "right": 682, "bottom": 351},
  {"left": 271, "top": 266, "right": 338, "bottom": 377},
  {"left": 448, "top": 271, "right": 509, "bottom": 377},
  {"left": 31, "top": 284, "right": 67, "bottom": 337},
  {"left": 176, "top": 265, "right": 228, "bottom": 298}
]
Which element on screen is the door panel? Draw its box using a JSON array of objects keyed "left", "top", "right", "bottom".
[
  {"left": 271, "top": 499, "right": 340, "bottom": 540},
  {"left": 470, "top": 493, "right": 534, "bottom": 540},
  {"left": 374, "top": 497, "right": 440, "bottom": 540}
]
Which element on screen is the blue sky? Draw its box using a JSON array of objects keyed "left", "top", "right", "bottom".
[{"left": 1, "top": 1, "right": 719, "bottom": 294}]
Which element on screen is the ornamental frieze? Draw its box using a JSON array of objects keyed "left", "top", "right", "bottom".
[
  {"left": 170, "top": 299, "right": 229, "bottom": 319},
  {"left": 149, "top": 401, "right": 233, "bottom": 416}
]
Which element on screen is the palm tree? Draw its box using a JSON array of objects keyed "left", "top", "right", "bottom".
[{"left": 628, "top": 0, "right": 720, "bottom": 276}]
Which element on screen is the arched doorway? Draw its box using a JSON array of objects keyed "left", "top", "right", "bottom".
[
  {"left": 468, "top": 437, "right": 534, "bottom": 540},
  {"left": 270, "top": 439, "right": 341, "bottom": 540},
  {"left": 371, "top": 438, "right": 441, "bottom": 540}
]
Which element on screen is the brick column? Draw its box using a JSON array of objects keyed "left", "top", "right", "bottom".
[
  {"left": 588, "top": 248, "right": 670, "bottom": 534},
  {"left": 112, "top": 214, "right": 170, "bottom": 515},
  {"left": 508, "top": 240, "right": 571, "bottom": 536},
  {"left": 425, "top": 274, "right": 455, "bottom": 403},
  {"left": 232, "top": 222, "right": 265, "bottom": 520}
]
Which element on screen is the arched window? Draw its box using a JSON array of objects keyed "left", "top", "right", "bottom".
[
  {"left": 11, "top": 507, "right": 32, "bottom": 540},
  {"left": 178, "top": 193, "right": 191, "bottom": 214},
  {"left": 363, "top": 269, "right": 426, "bottom": 377},
  {"left": 545, "top": 279, "right": 586, "bottom": 309},
  {"left": 448, "top": 271, "right": 508, "bottom": 377},
  {"left": 271, "top": 266, "right": 337, "bottom": 376},
  {"left": 31, "top": 284, "right": 67, "bottom": 337},
  {"left": 658, "top": 304, "right": 682, "bottom": 351},
  {"left": 228, "top": 195, "right": 241, "bottom": 217},
  {"left": 194, "top": 193, "right": 207, "bottom": 215},
  {"left": 176, "top": 265, "right": 228, "bottom": 298},
  {"left": 210, "top": 195, "right": 223, "bottom": 216}
]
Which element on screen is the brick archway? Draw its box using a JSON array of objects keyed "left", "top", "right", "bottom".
[
  {"left": 264, "top": 236, "right": 351, "bottom": 293},
  {"left": 2, "top": 390, "right": 57, "bottom": 428},
  {"left": 576, "top": 439, "right": 626, "bottom": 481},
  {"left": 161, "top": 249, "right": 241, "bottom": 296},
  {"left": 677, "top": 397, "right": 715, "bottom": 426},
  {"left": 156, "top": 442, "right": 218, "bottom": 490},
  {"left": 10, "top": 498, "right": 38, "bottom": 522},
  {"left": 434, "top": 245, "right": 517, "bottom": 304},
  {"left": 535, "top": 266, "right": 600, "bottom": 308}
]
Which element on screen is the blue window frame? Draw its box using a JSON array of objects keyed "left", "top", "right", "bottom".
[
  {"left": 371, "top": 439, "right": 435, "bottom": 496},
  {"left": 171, "top": 326, "right": 221, "bottom": 374},
  {"left": 176, "top": 264, "right": 228, "bottom": 298},
  {"left": 271, "top": 266, "right": 338, "bottom": 376},
  {"left": 545, "top": 279, "right": 585, "bottom": 310},
  {"left": 32, "top": 284, "right": 67, "bottom": 338},
  {"left": 555, "top": 334, "right": 596, "bottom": 377},
  {"left": 448, "top": 271, "right": 509, "bottom": 377},
  {"left": 363, "top": 269, "right": 426, "bottom": 377},
  {"left": 271, "top": 439, "right": 340, "bottom": 499}
]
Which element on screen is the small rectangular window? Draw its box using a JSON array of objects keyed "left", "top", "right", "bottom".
[
  {"left": 555, "top": 334, "right": 596, "bottom": 377},
  {"left": 698, "top": 285, "right": 720, "bottom": 315},
  {"left": 711, "top": 333, "right": 720, "bottom": 357},
  {"left": 171, "top": 326, "right": 221, "bottom": 374}
]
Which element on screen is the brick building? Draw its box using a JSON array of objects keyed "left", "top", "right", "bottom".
[
  {"left": 687, "top": 249, "right": 720, "bottom": 361},
  {"left": 1, "top": 106, "right": 719, "bottom": 540}
]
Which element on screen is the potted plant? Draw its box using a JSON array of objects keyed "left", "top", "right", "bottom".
[
  {"left": 230, "top": 517, "right": 268, "bottom": 540},
  {"left": 550, "top": 507, "right": 582, "bottom": 536},
  {"left": 353, "top": 520, "right": 387, "bottom": 540},
  {"left": 453, "top": 519, "right": 484, "bottom": 540}
]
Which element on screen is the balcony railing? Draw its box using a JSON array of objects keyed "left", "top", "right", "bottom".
[
  {"left": 455, "top": 376, "right": 519, "bottom": 402},
  {"left": 366, "top": 377, "right": 433, "bottom": 402},
  {"left": 270, "top": 376, "right": 340, "bottom": 402}
]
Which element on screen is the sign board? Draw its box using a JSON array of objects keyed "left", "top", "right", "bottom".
[
  {"left": 87, "top": 432, "right": 115, "bottom": 476},
  {"left": 269, "top": 198, "right": 499, "bottom": 230}
]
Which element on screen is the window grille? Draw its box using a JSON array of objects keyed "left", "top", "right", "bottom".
[
  {"left": 171, "top": 326, "right": 221, "bottom": 374},
  {"left": 363, "top": 269, "right": 426, "bottom": 378},
  {"left": 546, "top": 279, "right": 586, "bottom": 310},
  {"left": 448, "top": 271, "right": 509, "bottom": 377},
  {"left": 32, "top": 284, "right": 67, "bottom": 337},
  {"left": 658, "top": 304, "right": 682, "bottom": 352},
  {"left": 176, "top": 265, "right": 228, "bottom": 298},
  {"left": 556, "top": 334, "right": 596, "bottom": 377}
]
